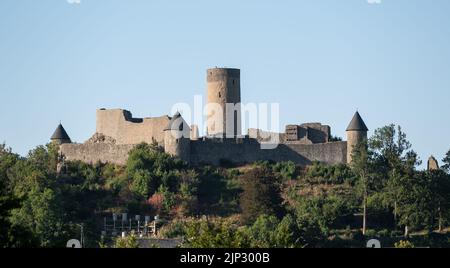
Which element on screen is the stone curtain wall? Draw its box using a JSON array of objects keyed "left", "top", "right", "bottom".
[
  {"left": 60, "top": 139, "right": 347, "bottom": 167},
  {"left": 60, "top": 143, "right": 135, "bottom": 166},
  {"left": 190, "top": 139, "right": 347, "bottom": 166}
]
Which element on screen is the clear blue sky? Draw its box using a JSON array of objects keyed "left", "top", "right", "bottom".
[{"left": 1, "top": 0, "right": 449, "bottom": 169}]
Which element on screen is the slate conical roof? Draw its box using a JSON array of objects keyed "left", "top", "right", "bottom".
[
  {"left": 51, "top": 124, "right": 71, "bottom": 141},
  {"left": 346, "top": 112, "right": 368, "bottom": 131},
  {"left": 164, "top": 112, "right": 184, "bottom": 131}
]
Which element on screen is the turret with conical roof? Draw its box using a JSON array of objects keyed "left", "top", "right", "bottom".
[
  {"left": 163, "top": 112, "right": 191, "bottom": 164},
  {"left": 50, "top": 123, "right": 72, "bottom": 145},
  {"left": 346, "top": 112, "right": 368, "bottom": 164}
]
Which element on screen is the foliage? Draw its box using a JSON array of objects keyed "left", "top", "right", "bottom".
[
  {"left": 126, "top": 143, "right": 183, "bottom": 200},
  {"left": 293, "top": 195, "right": 355, "bottom": 235},
  {"left": 272, "top": 161, "right": 296, "bottom": 181},
  {"left": 2, "top": 123, "right": 450, "bottom": 248},
  {"left": 306, "top": 162, "right": 356, "bottom": 185},
  {"left": 183, "top": 218, "right": 250, "bottom": 248},
  {"left": 329, "top": 135, "right": 343, "bottom": 142},
  {"left": 368, "top": 124, "right": 422, "bottom": 232},
  {"left": 197, "top": 167, "right": 241, "bottom": 216},
  {"left": 351, "top": 140, "right": 377, "bottom": 234},
  {"left": 394, "top": 240, "right": 415, "bottom": 248},
  {"left": 159, "top": 219, "right": 186, "bottom": 238},
  {"left": 182, "top": 215, "right": 313, "bottom": 248},
  {"left": 443, "top": 150, "right": 450, "bottom": 174},
  {"left": 114, "top": 234, "right": 139, "bottom": 248},
  {"left": 239, "top": 167, "right": 284, "bottom": 225},
  {"left": 247, "top": 214, "right": 301, "bottom": 248}
]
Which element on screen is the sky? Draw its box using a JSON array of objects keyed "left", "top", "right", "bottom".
[{"left": 0, "top": 0, "right": 449, "bottom": 169}]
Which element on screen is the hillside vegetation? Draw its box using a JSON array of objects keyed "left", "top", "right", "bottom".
[{"left": 1, "top": 124, "right": 450, "bottom": 248}]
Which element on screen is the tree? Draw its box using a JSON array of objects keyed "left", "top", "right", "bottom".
[
  {"left": 177, "top": 170, "right": 200, "bottom": 216},
  {"left": 9, "top": 185, "right": 67, "bottom": 247},
  {"left": 426, "top": 170, "right": 450, "bottom": 232},
  {"left": 246, "top": 214, "right": 301, "bottom": 248},
  {"left": 248, "top": 215, "right": 279, "bottom": 248},
  {"left": 1, "top": 143, "right": 71, "bottom": 247},
  {"left": 183, "top": 219, "right": 250, "bottom": 248},
  {"left": 130, "top": 169, "right": 153, "bottom": 199},
  {"left": 239, "top": 167, "right": 284, "bottom": 225},
  {"left": 126, "top": 142, "right": 183, "bottom": 200},
  {"left": 351, "top": 141, "right": 374, "bottom": 235},
  {"left": 273, "top": 215, "right": 299, "bottom": 248},
  {"left": 294, "top": 195, "right": 354, "bottom": 236},
  {"left": 443, "top": 150, "right": 450, "bottom": 174},
  {"left": 156, "top": 185, "right": 176, "bottom": 215},
  {"left": 395, "top": 172, "right": 433, "bottom": 236},
  {"left": 147, "top": 192, "right": 164, "bottom": 215},
  {"left": 368, "top": 124, "right": 421, "bottom": 233},
  {"left": 114, "top": 234, "right": 139, "bottom": 248}
]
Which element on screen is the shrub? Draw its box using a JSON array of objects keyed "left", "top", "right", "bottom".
[
  {"left": 272, "top": 161, "right": 296, "bottom": 181},
  {"left": 114, "top": 234, "right": 139, "bottom": 248},
  {"left": 395, "top": 240, "right": 415, "bottom": 248}
]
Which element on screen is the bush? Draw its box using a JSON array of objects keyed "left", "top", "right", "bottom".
[
  {"left": 114, "top": 234, "right": 139, "bottom": 248},
  {"left": 272, "top": 161, "right": 296, "bottom": 181},
  {"left": 183, "top": 218, "right": 250, "bottom": 248},
  {"left": 159, "top": 220, "right": 186, "bottom": 238},
  {"left": 306, "top": 162, "right": 356, "bottom": 185},
  {"left": 294, "top": 195, "right": 355, "bottom": 235},
  {"left": 364, "top": 229, "right": 377, "bottom": 238},
  {"left": 395, "top": 240, "right": 415, "bottom": 248},
  {"left": 377, "top": 229, "right": 390, "bottom": 238}
]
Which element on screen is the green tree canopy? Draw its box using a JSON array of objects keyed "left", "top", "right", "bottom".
[{"left": 239, "top": 167, "right": 284, "bottom": 225}]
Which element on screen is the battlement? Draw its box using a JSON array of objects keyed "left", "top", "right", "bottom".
[{"left": 207, "top": 68, "right": 240, "bottom": 82}]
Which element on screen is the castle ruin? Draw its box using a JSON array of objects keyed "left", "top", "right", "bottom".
[{"left": 52, "top": 68, "right": 369, "bottom": 167}]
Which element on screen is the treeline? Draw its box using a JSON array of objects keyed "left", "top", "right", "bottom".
[
  {"left": 1, "top": 124, "right": 450, "bottom": 248},
  {"left": 0, "top": 142, "right": 242, "bottom": 247},
  {"left": 162, "top": 125, "right": 450, "bottom": 248}
]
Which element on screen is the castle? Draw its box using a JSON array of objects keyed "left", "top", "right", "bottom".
[{"left": 51, "top": 68, "right": 369, "bottom": 167}]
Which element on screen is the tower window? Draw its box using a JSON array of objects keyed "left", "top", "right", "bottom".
[
  {"left": 233, "top": 80, "right": 235, "bottom": 85},
  {"left": 219, "top": 92, "right": 221, "bottom": 98}
]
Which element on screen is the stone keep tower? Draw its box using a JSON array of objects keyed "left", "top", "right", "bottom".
[
  {"left": 346, "top": 112, "right": 368, "bottom": 164},
  {"left": 164, "top": 112, "right": 191, "bottom": 163},
  {"left": 206, "top": 68, "right": 242, "bottom": 138}
]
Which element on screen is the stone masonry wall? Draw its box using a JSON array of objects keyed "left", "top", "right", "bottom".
[
  {"left": 60, "top": 139, "right": 347, "bottom": 167},
  {"left": 190, "top": 139, "right": 347, "bottom": 166},
  {"left": 60, "top": 143, "right": 135, "bottom": 166},
  {"left": 96, "top": 109, "right": 170, "bottom": 146}
]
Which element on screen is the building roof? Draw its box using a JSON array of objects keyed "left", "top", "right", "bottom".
[
  {"left": 51, "top": 124, "right": 71, "bottom": 141},
  {"left": 346, "top": 112, "right": 369, "bottom": 131},
  {"left": 164, "top": 112, "right": 184, "bottom": 131}
]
